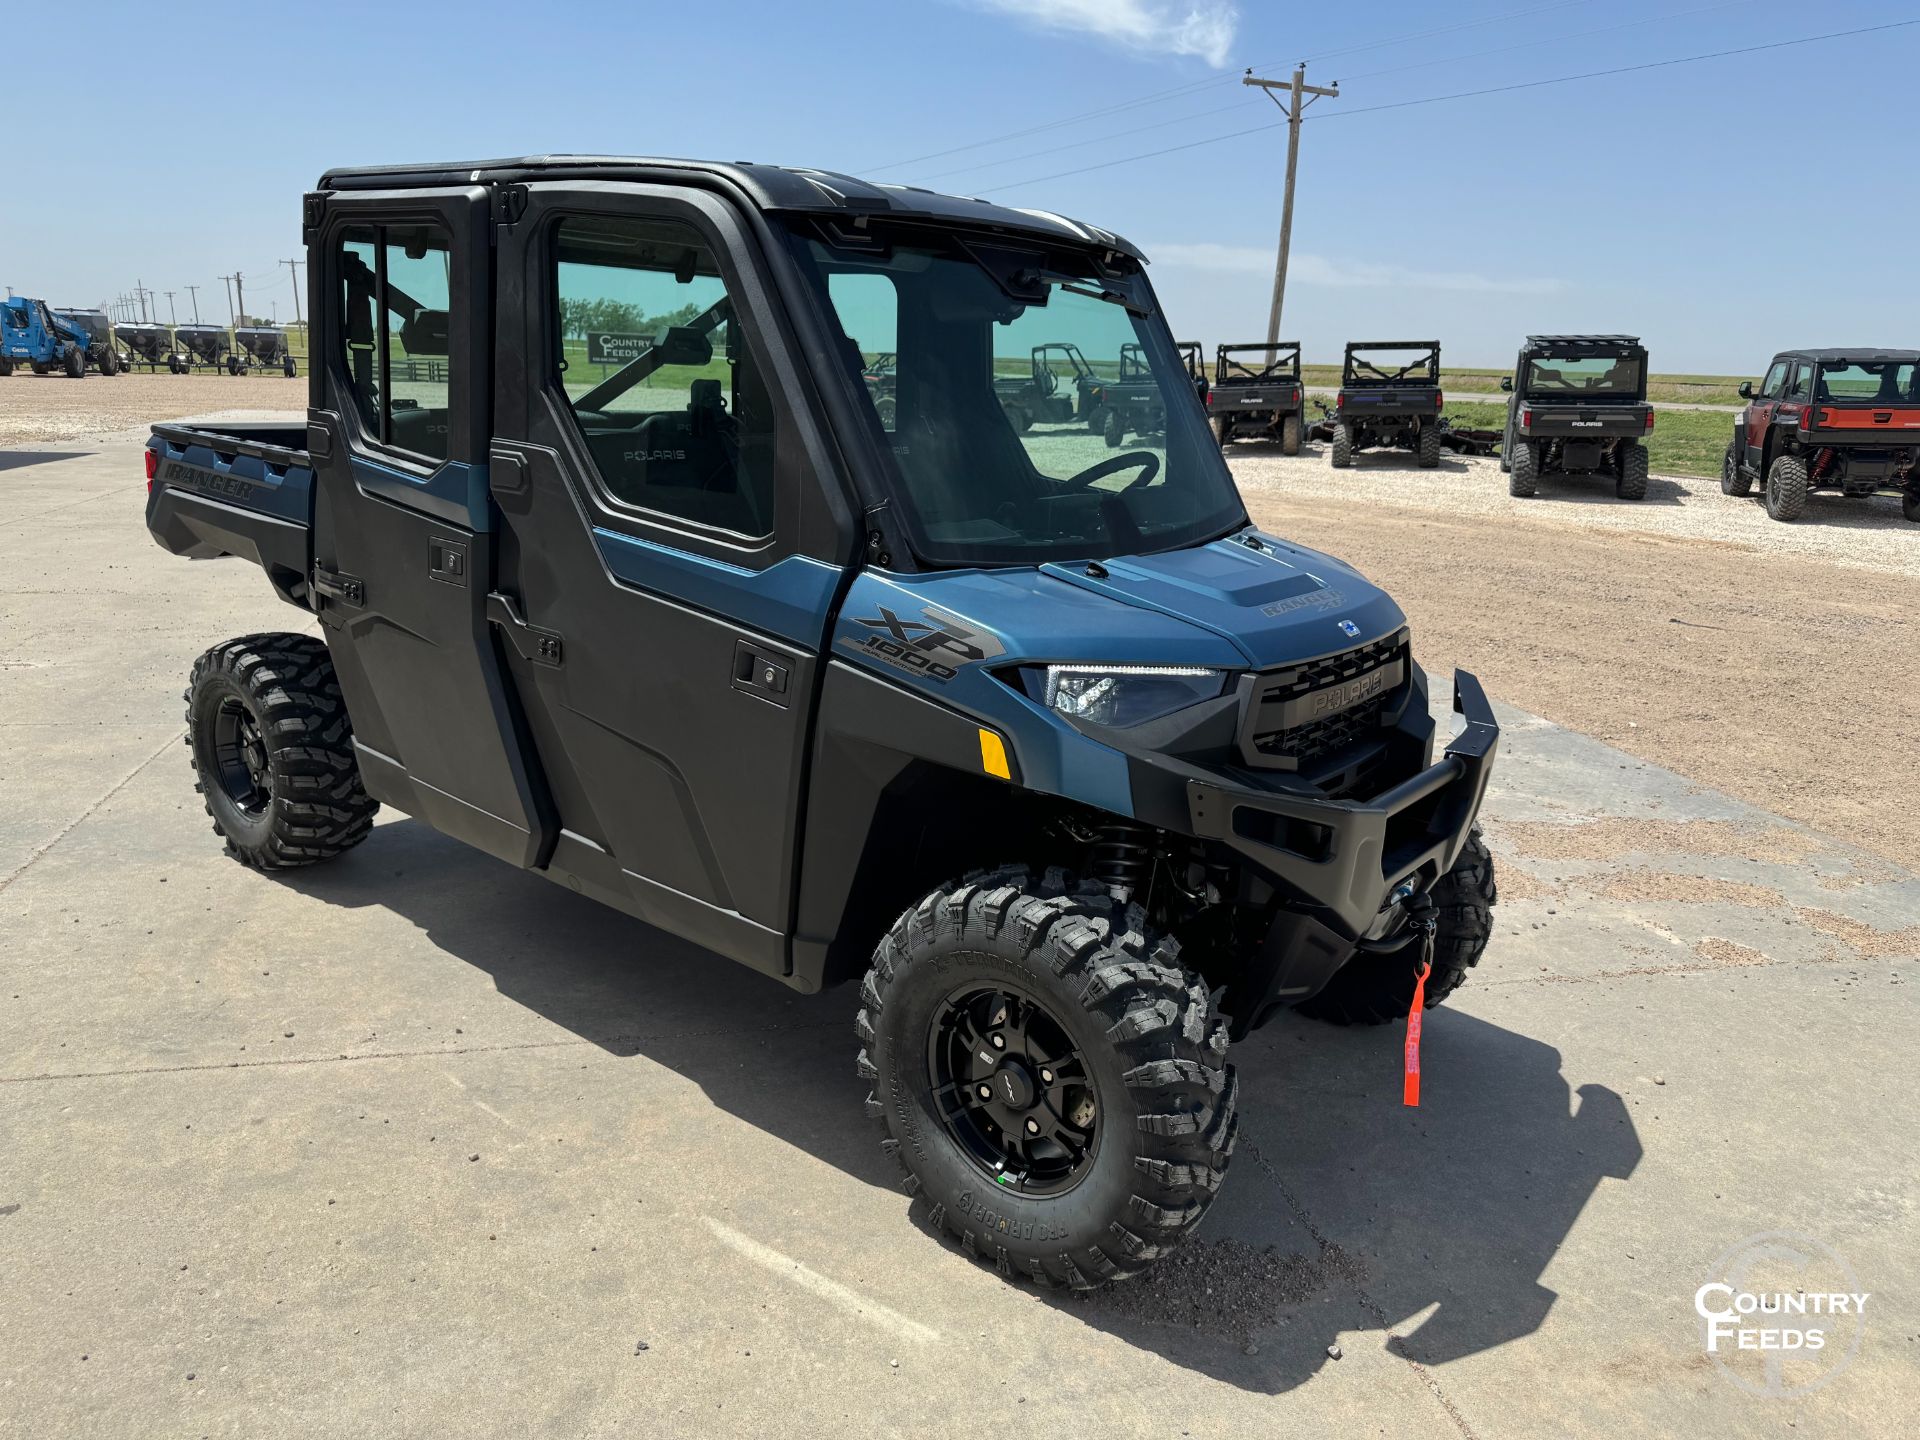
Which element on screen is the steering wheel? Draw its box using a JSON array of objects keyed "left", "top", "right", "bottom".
[{"left": 1062, "top": 450, "right": 1160, "bottom": 492}]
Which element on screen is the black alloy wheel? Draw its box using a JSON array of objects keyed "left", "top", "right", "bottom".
[{"left": 926, "top": 983, "right": 1099, "bottom": 1197}]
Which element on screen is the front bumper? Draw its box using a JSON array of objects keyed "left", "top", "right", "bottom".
[{"left": 1140, "top": 669, "right": 1500, "bottom": 937}]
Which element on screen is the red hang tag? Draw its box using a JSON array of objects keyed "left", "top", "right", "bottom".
[{"left": 1403, "top": 960, "right": 1431, "bottom": 1107}]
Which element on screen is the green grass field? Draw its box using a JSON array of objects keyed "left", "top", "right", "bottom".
[
  {"left": 1440, "top": 399, "right": 1728, "bottom": 480},
  {"left": 1302, "top": 364, "right": 1747, "bottom": 407}
]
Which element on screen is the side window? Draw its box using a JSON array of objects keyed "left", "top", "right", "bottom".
[
  {"left": 829, "top": 272, "right": 898, "bottom": 434},
  {"left": 552, "top": 214, "right": 775, "bottom": 538},
  {"left": 336, "top": 222, "right": 455, "bottom": 462},
  {"left": 1785, "top": 363, "right": 1811, "bottom": 401},
  {"left": 1759, "top": 360, "right": 1790, "bottom": 400}
]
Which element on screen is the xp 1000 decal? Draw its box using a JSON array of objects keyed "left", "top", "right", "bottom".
[{"left": 842, "top": 605, "right": 1005, "bottom": 683}]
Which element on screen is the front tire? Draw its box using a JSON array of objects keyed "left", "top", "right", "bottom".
[
  {"left": 1615, "top": 439, "right": 1649, "bottom": 500},
  {"left": 1295, "top": 830, "right": 1496, "bottom": 1026},
  {"left": 1331, "top": 421, "right": 1353, "bottom": 468},
  {"left": 1281, "top": 412, "right": 1301, "bottom": 456},
  {"left": 857, "top": 868, "right": 1236, "bottom": 1289},
  {"left": 1904, "top": 491, "right": 1920, "bottom": 524},
  {"left": 1417, "top": 421, "right": 1442, "bottom": 469},
  {"left": 1764, "top": 454, "right": 1809, "bottom": 522},
  {"left": 186, "top": 633, "right": 377, "bottom": 869},
  {"left": 1721, "top": 443, "right": 1751, "bottom": 496}
]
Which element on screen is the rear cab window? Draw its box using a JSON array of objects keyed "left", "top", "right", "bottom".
[{"left": 338, "top": 223, "right": 456, "bottom": 463}]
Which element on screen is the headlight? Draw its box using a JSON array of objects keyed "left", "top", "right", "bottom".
[{"left": 1037, "top": 664, "right": 1229, "bottom": 728}]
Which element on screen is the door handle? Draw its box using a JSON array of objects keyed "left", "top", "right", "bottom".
[
  {"left": 487, "top": 592, "right": 564, "bottom": 668},
  {"left": 732, "top": 640, "right": 789, "bottom": 706}
]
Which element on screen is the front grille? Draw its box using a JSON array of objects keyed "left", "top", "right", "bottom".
[{"left": 1241, "top": 629, "right": 1409, "bottom": 775}]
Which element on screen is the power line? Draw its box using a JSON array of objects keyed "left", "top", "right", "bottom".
[
  {"left": 869, "top": 0, "right": 1614, "bottom": 175},
  {"left": 1308, "top": 18, "right": 1919, "bottom": 123},
  {"left": 1337, "top": 0, "right": 1753, "bottom": 83},
  {"left": 1301, "top": 0, "right": 1597, "bottom": 64},
  {"left": 973, "top": 18, "right": 1916, "bottom": 193},
  {"left": 909, "top": 96, "right": 1262, "bottom": 184}
]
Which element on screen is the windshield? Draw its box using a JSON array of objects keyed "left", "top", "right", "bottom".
[
  {"left": 1814, "top": 360, "right": 1916, "bottom": 403},
  {"left": 789, "top": 225, "right": 1243, "bottom": 567},
  {"left": 1526, "top": 353, "right": 1642, "bottom": 397}
]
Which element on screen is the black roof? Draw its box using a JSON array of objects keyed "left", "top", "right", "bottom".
[
  {"left": 316, "top": 154, "right": 1144, "bottom": 261},
  {"left": 1774, "top": 348, "right": 1920, "bottom": 364},
  {"left": 1524, "top": 334, "right": 1642, "bottom": 347}
]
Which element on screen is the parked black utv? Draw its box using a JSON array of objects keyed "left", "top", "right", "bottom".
[
  {"left": 1211, "top": 343, "right": 1306, "bottom": 454},
  {"left": 1330, "top": 341, "right": 1444, "bottom": 469},
  {"left": 1500, "top": 335, "right": 1652, "bottom": 500}
]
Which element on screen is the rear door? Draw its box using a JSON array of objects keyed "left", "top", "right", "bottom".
[
  {"left": 486, "top": 182, "right": 856, "bottom": 976},
  {"left": 306, "top": 187, "right": 546, "bottom": 866}
]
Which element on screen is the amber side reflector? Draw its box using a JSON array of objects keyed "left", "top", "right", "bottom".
[{"left": 978, "top": 729, "right": 1011, "bottom": 781}]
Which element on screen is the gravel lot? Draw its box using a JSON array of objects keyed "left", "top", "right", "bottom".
[
  {"left": 0, "top": 371, "right": 304, "bottom": 445},
  {"left": 1232, "top": 441, "right": 1920, "bottom": 580}
]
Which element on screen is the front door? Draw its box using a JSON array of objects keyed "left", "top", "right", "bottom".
[
  {"left": 308, "top": 187, "right": 546, "bottom": 867},
  {"left": 487, "top": 184, "right": 855, "bottom": 976},
  {"left": 1744, "top": 357, "right": 1790, "bottom": 471}
]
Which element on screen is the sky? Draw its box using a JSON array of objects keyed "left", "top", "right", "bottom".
[{"left": 6, "top": 0, "right": 1915, "bottom": 373}]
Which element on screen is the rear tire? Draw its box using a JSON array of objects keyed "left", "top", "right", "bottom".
[
  {"left": 64, "top": 346, "right": 86, "bottom": 378},
  {"left": 1331, "top": 422, "right": 1353, "bottom": 468},
  {"left": 1281, "top": 412, "right": 1301, "bottom": 456},
  {"left": 1508, "top": 437, "right": 1539, "bottom": 496},
  {"left": 185, "top": 634, "right": 377, "bottom": 869},
  {"left": 1764, "top": 454, "right": 1809, "bottom": 522},
  {"left": 1295, "top": 830, "right": 1496, "bottom": 1026},
  {"left": 1212, "top": 415, "right": 1232, "bottom": 449},
  {"left": 1417, "top": 421, "right": 1442, "bottom": 469},
  {"left": 0, "top": 357, "right": 12, "bottom": 377},
  {"left": 1103, "top": 408, "right": 1126, "bottom": 449},
  {"left": 1903, "top": 492, "right": 1919, "bottom": 524},
  {"left": 1615, "top": 439, "right": 1649, "bottom": 500},
  {"left": 858, "top": 867, "right": 1236, "bottom": 1289}
]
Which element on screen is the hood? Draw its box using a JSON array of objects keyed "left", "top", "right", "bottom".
[{"left": 1037, "top": 531, "right": 1407, "bottom": 670}]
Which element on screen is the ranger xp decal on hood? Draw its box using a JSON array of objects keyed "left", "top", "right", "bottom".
[{"left": 843, "top": 605, "right": 1006, "bottom": 683}]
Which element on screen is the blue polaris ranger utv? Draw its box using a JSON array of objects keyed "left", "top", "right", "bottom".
[{"left": 145, "top": 156, "right": 1499, "bottom": 1287}]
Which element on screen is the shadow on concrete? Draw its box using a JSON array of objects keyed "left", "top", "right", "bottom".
[
  {"left": 0, "top": 449, "right": 92, "bottom": 473},
  {"left": 283, "top": 816, "right": 1641, "bottom": 1396}
]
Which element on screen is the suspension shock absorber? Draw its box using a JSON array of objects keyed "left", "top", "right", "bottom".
[{"left": 1087, "top": 821, "right": 1155, "bottom": 900}]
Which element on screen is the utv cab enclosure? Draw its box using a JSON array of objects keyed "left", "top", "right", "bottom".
[
  {"left": 1210, "top": 342, "right": 1305, "bottom": 454},
  {"left": 1331, "top": 341, "right": 1444, "bottom": 469},
  {"left": 146, "top": 154, "right": 1501, "bottom": 1289},
  {"left": 1500, "top": 335, "right": 1653, "bottom": 500},
  {"left": 1726, "top": 349, "right": 1920, "bottom": 523}
]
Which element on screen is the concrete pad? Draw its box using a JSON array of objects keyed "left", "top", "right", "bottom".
[{"left": 2, "top": 439, "right": 1915, "bottom": 1437}]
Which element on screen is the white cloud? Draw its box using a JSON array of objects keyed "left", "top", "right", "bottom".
[
  {"left": 971, "top": 1, "right": 1237, "bottom": 68},
  {"left": 1145, "top": 241, "right": 1563, "bottom": 295}
]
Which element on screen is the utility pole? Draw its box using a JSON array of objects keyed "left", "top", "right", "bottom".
[
  {"left": 135, "top": 279, "right": 150, "bottom": 323},
  {"left": 280, "top": 257, "right": 304, "bottom": 329},
  {"left": 220, "top": 274, "right": 237, "bottom": 328},
  {"left": 164, "top": 290, "right": 179, "bottom": 325},
  {"left": 1242, "top": 65, "right": 1339, "bottom": 344},
  {"left": 233, "top": 272, "right": 247, "bottom": 327},
  {"left": 185, "top": 284, "right": 201, "bottom": 323}
]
